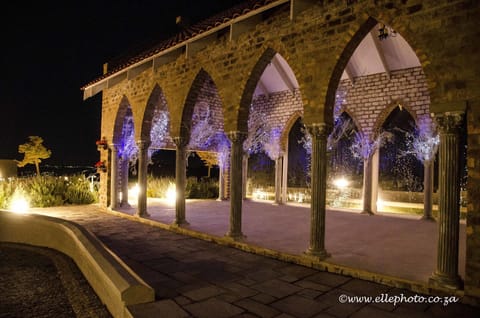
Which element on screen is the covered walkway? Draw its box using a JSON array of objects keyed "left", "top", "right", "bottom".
[{"left": 114, "top": 199, "right": 466, "bottom": 284}]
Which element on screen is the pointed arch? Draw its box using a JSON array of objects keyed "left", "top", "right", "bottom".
[
  {"left": 324, "top": 17, "right": 378, "bottom": 123},
  {"left": 179, "top": 69, "right": 215, "bottom": 141},
  {"left": 112, "top": 96, "right": 133, "bottom": 145},
  {"left": 140, "top": 84, "right": 171, "bottom": 143},
  {"left": 372, "top": 100, "right": 417, "bottom": 140},
  {"left": 280, "top": 110, "right": 303, "bottom": 152},
  {"left": 238, "top": 48, "right": 277, "bottom": 133}
]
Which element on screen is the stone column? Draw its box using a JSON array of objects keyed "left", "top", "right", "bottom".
[
  {"left": 371, "top": 148, "right": 379, "bottom": 213},
  {"left": 274, "top": 155, "right": 283, "bottom": 204},
  {"left": 217, "top": 163, "right": 225, "bottom": 201},
  {"left": 135, "top": 140, "right": 150, "bottom": 217},
  {"left": 226, "top": 131, "right": 246, "bottom": 240},
  {"left": 422, "top": 159, "right": 434, "bottom": 220},
  {"left": 282, "top": 147, "right": 289, "bottom": 204},
  {"left": 120, "top": 156, "right": 130, "bottom": 207},
  {"left": 305, "top": 123, "right": 330, "bottom": 259},
  {"left": 242, "top": 154, "right": 248, "bottom": 199},
  {"left": 362, "top": 154, "right": 374, "bottom": 215},
  {"left": 173, "top": 137, "right": 188, "bottom": 226},
  {"left": 429, "top": 112, "right": 464, "bottom": 289},
  {"left": 109, "top": 144, "right": 119, "bottom": 210}
]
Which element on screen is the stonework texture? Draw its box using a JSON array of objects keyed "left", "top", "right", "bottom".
[{"left": 91, "top": 0, "right": 480, "bottom": 300}]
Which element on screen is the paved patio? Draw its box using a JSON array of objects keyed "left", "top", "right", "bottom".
[
  {"left": 112, "top": 198, "right": 466, "bottom": 284},
  {"left": 27, "top": 205, "right": 477, "bottom": 318}
]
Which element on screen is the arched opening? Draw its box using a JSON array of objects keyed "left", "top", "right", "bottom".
[
  {"left": 243, "top": 51, "right": 303, "bottom": 204},
  {"left": 327, "top": 112, "right": 362, "bottom": 209},
  {"left": 286, "top": 117, "right": 309, "bottom": 203},
  {"left": 186, "top": 72, "right": 227, "bottom": 201},
  {"left": 378, "top": 106, "right": 424, "bottom": 212}
]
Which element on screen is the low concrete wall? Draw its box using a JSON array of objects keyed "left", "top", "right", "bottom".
[{"left": 0, "top": 211, "right": 154, "bottom": 318}]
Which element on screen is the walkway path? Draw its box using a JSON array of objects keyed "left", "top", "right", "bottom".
[
  {"left": 116, "top": 199, "right": 466, "bottom": 282},
  {"left": 31, "top": 205, "right": 478, "bottom": 318}
]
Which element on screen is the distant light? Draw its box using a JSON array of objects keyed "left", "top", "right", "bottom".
[
  {"left": 333, "top": 177, "right": 350, "bottom": 189},
  {"left": 9, "top": 196, "right": 30, "bottom": 214},
  {"left": 165, "top": 184, "right": 176, "bottom": 205}
]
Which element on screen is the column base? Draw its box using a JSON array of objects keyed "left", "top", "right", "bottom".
[
  {"left": 216, "top": 198, "right": 227, "bottom": 202},
  {"left": 120, "top": 202, "right": 131, "bottom": 208},
  {"left": 361, "top": 210, "right": 374, "bottom": 215},
  {"left": 225, "top": 232, "right": 247, "bottom": 242},
  {"left": 421, "top": 215, "right": 435, "bottom": 221},
  {"left": 304, "top": 248, "right": 330, "bottom": 260},
  {"left": 172, "top": 219, "right": 190, "bottom": 227},
  {"left": 135, "top": 211, "right": 150, "bottom": 218},
  {"left": 429, "top": 271, "right": 463, "bottom": 290}
]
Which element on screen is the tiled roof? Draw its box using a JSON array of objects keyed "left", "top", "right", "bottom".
[{"left": 81, "top": 0, "right": 279, "bottom": 90}]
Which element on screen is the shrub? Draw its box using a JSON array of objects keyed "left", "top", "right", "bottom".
[
  {"left": 64, "top": 175, "right": 98, "bottom": 204},
  {"left": 23, "top": 175, "right": 66, "bottom": 207}
]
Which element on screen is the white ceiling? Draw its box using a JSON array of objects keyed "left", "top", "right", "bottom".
[{"left": 254, "top": 23, "right": 421, "bottom": 97}]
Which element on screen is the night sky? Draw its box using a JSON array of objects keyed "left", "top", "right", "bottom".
[{"left": 1, "top": 0, "right": 245, "bottom": 167}]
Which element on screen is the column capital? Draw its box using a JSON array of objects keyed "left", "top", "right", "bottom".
[
  {"left": 136, "top": 140, "right": 151, "bottom": 150},
  {"left": 434, "top": 111, "right": 464, "bottom": 134},
  {"left": 172, "top": 136, "right": 188, "bottom": 148},
  {"left": 306, "top": 123, "right": 332, "bottom": 138},
  {"left": 227, "top": 131, "right": 247, "bottom": 144}
]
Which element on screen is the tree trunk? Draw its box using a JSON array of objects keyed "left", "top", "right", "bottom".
[{"left": 35, "top": 160, "right": 40, "bottom": 176}]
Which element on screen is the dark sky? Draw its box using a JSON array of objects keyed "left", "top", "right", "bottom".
[{"left": 1, "top": 0, "right": 245, "bottom": 167}]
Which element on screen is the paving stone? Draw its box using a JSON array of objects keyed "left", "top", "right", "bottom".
[
  {"left": 340, "top": 279, "right": 392, "bottom": 296},
  {"left": 279, "top": 275, "right": 299, "bottom": 283},
  {"left": 184, "top": 298, "right": 244, "bottom": 318},
  {"left": 234, "top": 298, "right": 280, "bottom": 318},
  {"left": 223, "top": 282, "right": 259, "bottom": 298},
  {"left": 128, "top": 299, "right": 189, "bottom": 318},
  {"left": 174, "top": 295, "right": 192, "bottom": 306},
  {"left": 305, "top": 272, "right": 351, "bottom": 287},
  {"left": 297, "top": 288, "right": 323, "bottom": 299},
  {"left": 272, "top": 295, "right": 329, "bottom": 318},
  {"left": 182, "top": 285, "right": 225, "bottom": 301},
  {"left": 246, "top": 269, "right": 282, "bottom": 282},
  {"left": 250, "top": 293, "right": 277, "bottom": 304},
  {"left": 252, "top": 279, "right": 302, "bottom": 298},
  {"left": 278, "top": 264, "right": 317, "bottom": 279},
  {"left": 349, "top": 306, "right": 400, "bottom": 318},
  {"left": 294, "top": 279, "right": 331, "bottom": 292}
]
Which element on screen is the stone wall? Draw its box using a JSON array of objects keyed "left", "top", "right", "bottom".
[{"left": 339, "top": 67, "right": 431, "bottom": 138}]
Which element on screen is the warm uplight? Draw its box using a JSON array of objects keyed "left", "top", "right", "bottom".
[
  {"left": 9, "top": 196, "right": 30, "bottom": 214},
  {"left": 377, "top": 197, "right": 385, "bottom": 211},
  {"left": 165, "top": 184, "right": 176, "bottom": 205},
  {"left": 129, "top": 184, "right": 140, "bottom": 198},
  {"left": 333, "top": 177, "right": 350, "bottom": 189},
  {"left": 253, "top": 189, "right": 268, "bottom": 200}
]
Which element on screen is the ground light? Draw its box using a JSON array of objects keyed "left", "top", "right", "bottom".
[
  {"left": 165, "top": 183, "right": 176, "bottom": 205},
  {"left": 9, "top": 195, "right": 30, "bottom": 214},
  {"left": 129, "top": 183, "right": 140, "bottom": 199}
]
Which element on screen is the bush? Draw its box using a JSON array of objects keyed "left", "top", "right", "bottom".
[
  {"left": 146, "top": 175, "right": 174, "bottom": 198},
  {"left": 23, "top": 175, "right": 66, "bottom": 207},
  {"left": 0, "top": 175, "right": 98, "bottom": 208},
  {"left": 64, "top": 176, "right": 98, "bottom": 204},
  {"left": 146, "top": 176, "right": 218, "bottom": 199}
]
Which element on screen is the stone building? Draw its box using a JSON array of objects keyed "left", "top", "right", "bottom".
[{"left": 82, "top": 0, "right": 480, "bottom": 302}]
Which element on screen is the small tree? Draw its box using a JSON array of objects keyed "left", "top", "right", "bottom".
[{"left": 17, "top": 136, "right": 51, "bottom": 175}]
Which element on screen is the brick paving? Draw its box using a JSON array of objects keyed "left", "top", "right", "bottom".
[{"left": 28, "top": 205, "right": 479, "bottom": 318}]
